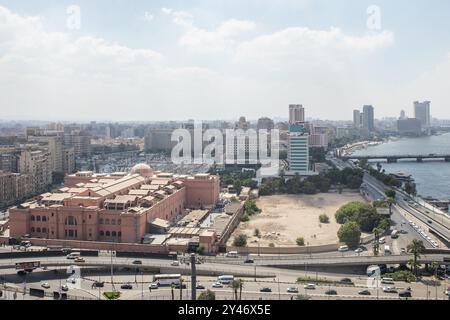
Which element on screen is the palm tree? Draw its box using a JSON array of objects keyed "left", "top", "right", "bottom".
[
  {"left": 179, "top": 278, "right": 184, "bottom": 300},
  {"left": 231, "top": 279, "right": 240, "bottom": 300},
  {"left": 407, "top": 240, "right": 426, "bottom": 276},
  {"left": 171, "top": 284, "right": 175, "bottom": 301},
  {"left": 238, "top": 279, "right": 244, "bottom": 300}
]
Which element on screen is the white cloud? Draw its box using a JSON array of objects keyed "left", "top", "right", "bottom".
[{"left": 2, "top": 5, "right": 448, "bottom": 121}]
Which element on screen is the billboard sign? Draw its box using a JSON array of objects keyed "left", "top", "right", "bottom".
[{"left": 15, "top": 261, "right": 41, "bottom": 270}]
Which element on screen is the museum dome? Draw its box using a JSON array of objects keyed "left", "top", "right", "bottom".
[{"left": 130, "top": 163, "right": 153, "bottom": 177}]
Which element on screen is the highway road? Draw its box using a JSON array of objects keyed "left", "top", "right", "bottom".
[
  {"left": 1, "top": 265, "right": 449, "bottom": 301},
  {"left": 363, "top": 173, "right": 450, "bottom": 243}
]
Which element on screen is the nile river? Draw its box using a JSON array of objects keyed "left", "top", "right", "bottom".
[{"left": 352, "top": 133, "right": 450, "bottom": 200}]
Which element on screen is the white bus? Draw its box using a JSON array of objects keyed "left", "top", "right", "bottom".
[
  {"left": 218, "top": 275, "right": 234, "bottom": 284},
  {"left": 384, "top": 245, "right": 391, "bottom": 256},
  {"left": 153, "top": 274, "right": 181, "bottom": 286}
]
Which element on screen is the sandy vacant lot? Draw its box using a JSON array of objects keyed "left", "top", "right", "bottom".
[{"left": 229, "top": 192, "right": 367, "bottom": 247}]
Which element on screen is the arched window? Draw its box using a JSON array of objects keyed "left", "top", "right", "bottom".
[
  {"left": 42, "top": 216, "right": 47, "bottom": 222},
  {"left": 111, "top": 219, "right": 116, "bottom": 225},
  {"left": 105, "top": 219, "right": 110, "bottom": 225},
  {"left": 118, "top": 219, "right": 121, "bottom": 225},
  {"left": 106, "top": 231, "right": 111, "bottom": 236},
  {"left": 36, "top": 216, "right": 41, "bottom": 221},
  {"left": 30, "top": 215, "right": 35, "bottom": 221},
  {"left": 31, "top": 227, "right": 35, "bottom": 232},
  {"left": 36, "top": 228, "right": 41, "bottom": 233},
  {"left": 112, "top": 231, "right": 117, "bottom": 237},
  {"left": 100, "top": 231, "right": 104, "bottom": 236}
]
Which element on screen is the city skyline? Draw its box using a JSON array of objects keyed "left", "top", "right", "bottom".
[{"left": 1, "top": 1, "right": 450, "bottom": 121}]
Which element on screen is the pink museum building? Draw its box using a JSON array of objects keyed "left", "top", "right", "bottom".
[{"left": 9, "top": 164, "right": 220, "bottom": 246}]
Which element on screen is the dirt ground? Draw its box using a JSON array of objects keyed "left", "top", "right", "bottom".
[{"left": 229, "top": 192, "right": 367, "bottom": 247}]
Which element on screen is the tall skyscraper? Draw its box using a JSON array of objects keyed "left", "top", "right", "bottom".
[
  {"left": 289, "top": 104, "right": 305, "bottom": 124},
  {"left": 353, "top": 110, "right": 361, "bottom": 128},
  {"left": 414, "top": 101, "right": 431, "bottom": 127},
  {"left": 288, "top": 125, "right": 310, "bottom": 175},
  {"left": 399, "top": 110, "right": 406, "bottom": 120},
  {"left": 362, "top": 105, "right": 375, "bottom": 132}
]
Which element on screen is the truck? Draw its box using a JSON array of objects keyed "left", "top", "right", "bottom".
[{"left": 384, "top": 245, "right": 391, "bottom": 256}]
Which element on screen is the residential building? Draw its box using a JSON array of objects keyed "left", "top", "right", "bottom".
[
  {"left": 353, "top": 110, "right": 361, "bottom": 128},
  {"left": 397, "top": 118, "right": 422, "bottom": 135},
  {"left": 362, "top": 105, "right": 375, "bottom": 132}
]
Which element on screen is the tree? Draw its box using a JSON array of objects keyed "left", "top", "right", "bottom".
[
  {"left": 405, "top": 182, "right": 417, "bottom": 197},
  {"left": 296, "top": 237, "right": 305, "bottom": 246},
  {"left": 254, "top": 229, "right": 261, "bottom": 238},
  {"left": 231, "top": 279, "right": 244, "bottom": 300},
  {"left": 337, "top": 221, "right": 361, "bottom": 247},
  {"left": 198, "top": 290, "right": 216, "bottom": 300},
  {"left": 385, "top": 189, "right": 396, "bottom": 199},
  {"left": 233, "top": 234, "right": 248, "bottom": 247},
  {"left": 319, "top": 214, "right": 330, "bottom": 224},
  {"left": 303, "top": 181, "right": 317, "bottom": 195},
  {"left": 407, "top": 240, "right": 426, "bottom": 276}
]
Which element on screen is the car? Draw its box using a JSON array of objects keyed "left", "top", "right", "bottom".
[
  {"left": 149, "top": 283, "right": 159, "bottom": 290},
  {"left": 132, "top": 260, "right": 142, "bottom": 265},
  {"left": 408, "top": 220, "right": 413, "bottom": 225},
  {"left": 401, "top": 248, "right": 407, "bottom": 254},
  {"left": 445, "top": 287, "right": 450, "bottom": 296},
  {"left": 383, "top": 287, "right": 397, "bottom": 293},
  {"left": 121, "top": 283, "right": 133, "bottom": 290},
  {"left": 399, "top": 290, "right": 412, "bottom": 298},
  {"left": 260, "top": 287, "right": 272, "bottom": 293},
  {"left": 174, "top": 283, "right": 186, "bottom": 289},
  {"left": 75, "top": 257, "right": 85, "bottom": 263},
  {"left": 244, "top": 259, "right": 254, "bottom": 264},
  {"left": 67, "top": 277, "right": 76, "bottom": 284},
  {"left": 354, "top": 248, "right": 363, "bottom": 254},
  {"left": 287, "top": 287, "right": 299, "bottom": 293},
  {"left": 93, "top": 281, "right": 105, "bottom": 288},
  {"left": 338, "top": 245, "right": 349, "bottom": 252},
  {"left": 41, "top": 282, "right": 51, "bottom": 289},
  {"left": 303, "top": 284, "right": 316, "bottom": 290},
  {"left": 17, "top": 270, "right": 27, "bottom": 276},
  {"left": 325, "top": 289, "right": 338, "bottom": 295},
  {"left": 196, "top": 284, "right": 205, "bottom": 290},
  {"left": 61, "top": 285, "right": 69, "bottom": 292},
  {"left": 379, "top": 237, "right": 386, "bottom": 244},
  {"left": 427, "top": 220, "right": 433, "bottom": 224},
  {"left": 171, "top": 261, "right": 180, "bottom": 266},
  {"left": 358, "top": 290, "right": 371, "bottom": 296},
  {"left": 400, "top": 229, "right": 408, "bottom": 234},
  {"left": 340, "top": 278, "right": 353, "bottom": 284},
  {"left": 212, "top": 282, "right": 223, "bottom": 288}
]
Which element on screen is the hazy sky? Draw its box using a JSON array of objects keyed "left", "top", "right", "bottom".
[{"left": 1, "top": 0, "right": 450, "bottom": 122}]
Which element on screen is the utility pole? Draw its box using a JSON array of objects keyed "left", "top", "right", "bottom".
[{"left": 191, "top": 253, "right": 196, "bottom": 301}]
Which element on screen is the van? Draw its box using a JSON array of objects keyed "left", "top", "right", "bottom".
[
  {"left": 225, "top": 251, "right": 239, "bottom": 258},
  {"left": 66, "top": 252, "right": 81, "bottom": 260},
  {"left": 381, "top": 277, "right": 394, "bottom": 284},
  {"left": 218, "top": 275, "right": 234, "bottom": 284},
  {"left": 338, "top": 245, "right": 349, "bottom": 252}
]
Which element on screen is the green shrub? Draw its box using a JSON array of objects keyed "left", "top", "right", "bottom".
[
  {"left": 233, "top": 234, "right": 248, "bottom": 247},
  {"left": 319, "top": 214, "right": 330, "bottom": 224},
  {"left": 296, "top": 237, "right": 305, "bottom": 246}
]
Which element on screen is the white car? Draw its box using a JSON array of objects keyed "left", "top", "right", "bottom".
[
  {"left": 401, "top": 248, "right": 407, "bottom": 254},
  {"left": 304, "top": 283, "right": 316, "bottom": 290},
  {"left": 212, "top": 282, "right": 223, "bottom": 288},
  {"left": 378, "top": 238, "right": 386, "bottom": 244},
  {"left": 383, "top": 287, "right": 397, "bottom": 293},
  {"left": 67, "top": 277, "right": 76, "bottom": 284},
  {"left": 287, "top": 287, "right": 299, "bottom": 293},
  {"left": 354, "top": 248, "right": 363, "bottom": 254},
  {"left": 41, "top": 282, "right": 51, "bottom": 289},
  {"left": 171, "top": 261, "right": 180, "bottom": 266},
  {"left": 149, "top": 283, "right": 159, "bottom": 290}
]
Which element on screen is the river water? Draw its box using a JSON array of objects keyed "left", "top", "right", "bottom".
[{"left": 352, "top": 133, "right": 450, "bottom": 200}]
